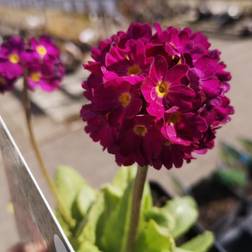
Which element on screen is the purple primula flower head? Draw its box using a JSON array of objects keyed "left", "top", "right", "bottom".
[{"left": 81, "top": 22, "right": 234, "bottom": 170}]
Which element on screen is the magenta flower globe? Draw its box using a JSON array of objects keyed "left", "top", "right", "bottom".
[{"left": 81, "top": 22, "right": 234, "bottom": 169}]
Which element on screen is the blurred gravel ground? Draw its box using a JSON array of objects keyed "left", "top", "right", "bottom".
[{"left": 0, "top": 37, "right": 252, "bottom": 251}]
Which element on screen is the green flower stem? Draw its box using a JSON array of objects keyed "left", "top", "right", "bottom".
[
  {"left": 22, "top": 76, "right": 75, "bottom": 228},
  {"left": 126, "top": 165, "right": 148, "bottom": 252}
]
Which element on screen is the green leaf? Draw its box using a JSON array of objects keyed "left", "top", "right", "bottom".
[
  {"left": 77, "top": 241, "right": 102, "bottom": 252},
  {"left": 100, "top": 168, "right": 152, "bottom": 252},
  {"left": 54, "top": 166, "right": 208, "bottom": 252},
  {"left": 174, "top": 248, "right": 192, "bottom": 252},
  {"left": 144, "top": 207, "right": 175, "bottom": 231},
  {"left": 134, "top": 220, "right": 175, "bottom": 252},
  {"left": 100, "top": 180, "right": 133, "bottom": 252},
  {"left": 77, "top": 185, "right": 96, "bottom": 217},
  {"left": 97, "top": 166, "right": 137, "bottom": 244},
  {"left": 76, "top": 192, "right": 105, "bottom": 245},
  {"left": 181, "top": 231, "right": 214, "bottom": 252},
  {"left": 55, "top": 165, "right": 96, "bottom": 222},
  {"left": 141, "top": 182, "right": 153, "bottom": 213},
  {"left": 96, "top": 185, "right": 122, "bottom": 248},
  {"left": 215, "top": 168, "right": 247, "bottom": 188},
  {"left": 55, "top": 166, "right": 85, "bottom": 217},
  {"left": 112, "top": 165, "right": 137, "bottom": 193},
  {"left": 163, "top": 197, "right": 198, "bottom": 238}
]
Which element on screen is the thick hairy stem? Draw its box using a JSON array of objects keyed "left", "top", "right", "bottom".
[
  {"left": 22, "top": 77, "right": 74, "bottom": 228},
  {"left": 126, "top": 165, "right": 148, "bottom": 252}
]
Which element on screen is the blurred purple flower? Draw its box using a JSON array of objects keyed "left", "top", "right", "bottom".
[
  {"left": 28, "top": 36, "right": 60, "bottom": 61},
  {"left": 0, "top": 35, "right": 64, "bottom": 93},
  {"left": 26, "top": 60, "right": 64, "bottom": 92}
]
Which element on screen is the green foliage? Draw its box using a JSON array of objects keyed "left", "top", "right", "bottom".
[
  {"left": 215, "top": 168, "right": 247, "bottom": 188},
  {"left": 100, "top": 180, "right": 133, "bottom": 252},
  {"left": 216, "top": 139, "right": 252, "bottom": 189},
  {"left": 55, "top": 165, "right": 96, "bottom": 221},
  {"left": 144, "top": 207, "right": 175, "bottom": 230},
  {"left": 181, "top": 231, "right": 214, "bottom": 252},
  {"left": 163, "top": 197, "right": 198, "bottom": 239},
  {"left": 55, "top": 166, "right": 213, "bottom": 252},
  {"left": 78, "top": 241, "right": 102, "bottom": 252},
  {"left": 220, "top": 143, "right": 242, "bottom": 167},
  {"left": 134, "top": 220, "right": 175, "bottom": 252},
  {"left": 240, "top": 138, "right": 252, "bottom": 155}
]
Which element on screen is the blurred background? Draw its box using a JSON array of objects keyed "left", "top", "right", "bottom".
[{"left": 0, "top": 0, "right": 252, "bottom": 250}]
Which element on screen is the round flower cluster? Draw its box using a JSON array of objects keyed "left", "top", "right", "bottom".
[
  {"left": 81, "top": 22, "right": 234, "bottom": 169},
  {"left": 0, "top": 35, "right": 64, "bottom": 93}
]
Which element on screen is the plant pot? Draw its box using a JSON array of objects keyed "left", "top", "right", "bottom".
[
  {"left": 188, "top": 175, "right": 240, "bottom": 232},
  {"left": 188, "top": 173, "right": 252, "bottom": 252},
  {"left": 215, "top": 199, "right": 252, "bottom": 252}
]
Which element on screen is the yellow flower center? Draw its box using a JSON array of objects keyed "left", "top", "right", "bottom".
[
  {"left": 30, "top": 72, "right": 41, "bottom": 82},
  {"left": 8, "top": 53, "right": 20, "bottom": 64},
  {"left": 36, "top": 45, "right": 47, "bottom": 57},
  {"left": 155, "top": 81, "right": 170, "bottom": 98},
  {"left": 118, "top": 92, "right": 131, "bottom": 108},
  {"left": 172, "top": 55, "right": 182, "bottom": 64},
  {"left": 133, "top": 124, "right": 148, "bottom": 137},
  {"left": 127, "top": 64, "right": 141, "bottom": 75},
  {"left": 0, "top": 77, "right": 6, "bottom": 85}
]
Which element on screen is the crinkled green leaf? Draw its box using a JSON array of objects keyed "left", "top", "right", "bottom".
[
  {"left": 96, "top": 185, "right": 121, "bottom": 248},
  {"left": 77, "top": 241, "right": 102, "bottom": 252},
  {"left": 76, "top": 193, "right": 105, "bottom": 245},
  {"left": 174, "top": 248, "right": 192, "bottom": 252},
  {"left": 138, "top": 182, "right": 154, "bottom": 236},
  {"left": 55, "top": 166, "right": 85, "bottom": 217},
  {"left": 55, "top": 166, "right": 212, "bottom": 252},
  {"left": 97, "top": 166, "right": 137, "bottom": 245},
  {"left": 77, "top": 186, "right": 96, "bottom": 217},
  {"left": 181, "top": 231, "right": 214, "bottom": 252},
  {"left": 134, "top": 220, "right": 175, "bottom": 252},
  {"left": 100, "top": 169, "right": 152, "bottom": 252},
  {"left": 100, "top": 180, "right": 133, "bottom": 252},
  {"left": 112, "top": 165, "right": 137, "bottom": 193},
  {"left": 164, "top": 197, "right": 198, "bottom": 238},
  {"left": 144, "top": 207, "right": 175, "bottom": 231},
  {"left": 55, "top": 165, "right": 96, "bottom": 222},
  {"left": 141, "top": 183, "right": 153, "bottom": 213}
]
